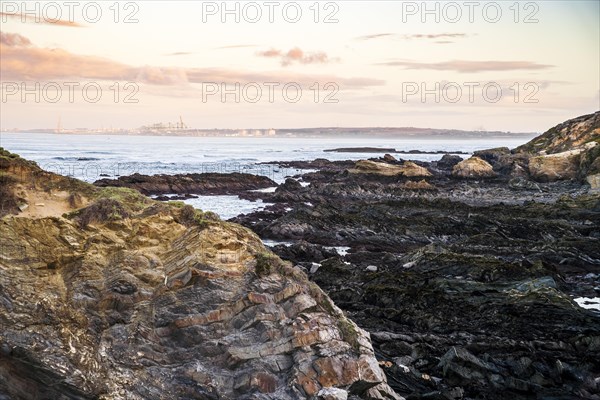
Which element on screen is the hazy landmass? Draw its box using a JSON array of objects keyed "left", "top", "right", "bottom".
[{"left": 3, "top": 126, "right": 538, "bottom": 139}]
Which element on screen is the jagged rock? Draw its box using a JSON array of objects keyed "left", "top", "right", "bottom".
[
  {"left": 436, "top": 154, "right": 462, "bottom": 170},
  {"left": 473, "top": 147, "right": 511, "bottom": 162},
  {"left": 318, "top": 387, "right": 349, "bottom": 400},
  {"left": 451, "top": 157, "right": 496, "bottom": 178},
  {"left": 383, "top": 154, "right": 397, "bottom": 163},
  {"left": 350, "top": 160, "right": 431, "bottom": 177},
  {"left": 94, "top": 172, "right": 277, "bottom": 196},
  {"left": 515, "top": 111, "right": 599, "bottom": 154},
  {"left": 438, "top": 347, "right": 500, "bottom": 386},
  {"left": 515, "top": 112, "right": 600, "bottom": 182},
  {"left": 0, "top": 150, "right": 400, "bottom": 400}
]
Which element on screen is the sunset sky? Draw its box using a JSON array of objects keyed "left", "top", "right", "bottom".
[{"left": 1, "top": 0, "right": 599, "bottom": 132}]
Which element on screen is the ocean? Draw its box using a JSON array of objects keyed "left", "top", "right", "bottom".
[{"left": 1, "top": 132, "right": 535, "bottom": 219}]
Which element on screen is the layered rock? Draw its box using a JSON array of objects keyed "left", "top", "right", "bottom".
[
  {"left": 94, "top": 172, "right": 277, "bottom": 196},
  {"left": 0, "top": 149, "right": 400, "bottom": 400},
  {"left": 515, "top": 111, "right": 600, "bottom": 154},
  {"left": 515, "top": 111, "right": 600, "bottom": 184},
  {"left": 527, "top": 142, "right": 597, "bottom": 182},
  {"left": 350, "top": 161, "right": 431, "bottom": 177}
]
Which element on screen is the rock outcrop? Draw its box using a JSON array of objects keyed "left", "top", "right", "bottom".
[
  {"left": 515, "top": 111, "right": 600, "bottom": 184},
  {"left": 515, "top": 111, "right": 600, "bottom": 154},
  {"left": 527, "top": 142, "right": 597, "bottom": 182},
  {"left": 0, "top": 149, "right": 400, "bottom": 400},
  {"left": 451, "top": 157, "right": 496, "bottom": 178},
  {"left": 350, "top": 161, "right": 431, "bottom": 177},
  {"left": 94, "top": 172, "right": 277, "bottom": 196}
]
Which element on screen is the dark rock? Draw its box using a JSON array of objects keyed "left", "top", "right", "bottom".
[
  {"left": 436, "top": 155, "right": 462, "bottom": 170},
  {"left": 94, "top": 172, "right": 277, "bottom": 196}
]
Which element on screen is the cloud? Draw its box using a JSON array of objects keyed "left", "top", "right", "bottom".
[
  {"left": 215, "top": 44, "right": 258, "bottom": 50},
  {"left": 355, "top": 33, "right": 394, "bottom": 41},
  {"left": 354, "top": 33, "right": 468, "bottom": 41},
  {"left": 0, "top": 12, "right": 83, "bottom": 27},
  {"left": 1, "top": 33, "right": 381, "bottom": 90},
  {"left": 403, "top": 33, "right": 467, "bottom": 40},
  {"left": 377, "top": 60, "right": 554, "bottom": 73},
  {"left": 257, "top": 47, "right": 331, "bottom": 66},
  {"left": 165, "top": 52, "right": 193, "bottom": 56},
  {"left": 0, "top": 32, "right": 31, "bottom": 47}
]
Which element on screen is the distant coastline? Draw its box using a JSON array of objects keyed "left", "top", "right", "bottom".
[{"left": 1, "top": 126, "right": 538, "bottom": 139}]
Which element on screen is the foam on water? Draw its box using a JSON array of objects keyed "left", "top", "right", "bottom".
[{"left": 574, "top": 297, "right": 600, "bottom": 311}]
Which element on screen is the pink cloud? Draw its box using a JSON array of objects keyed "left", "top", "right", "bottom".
[
  {"left": 0, "top": 32, "right": 31, "bottom": 46},
  {"left": 257, "top": 47, "right": 331, "bottom": 67},
  {"left": 378, "top": 60, "right": 554, "bottom": 73},
  {"left": 1, "top": 33, "right": 381, "bottom": 90}
]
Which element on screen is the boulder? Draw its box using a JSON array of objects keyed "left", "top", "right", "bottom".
[
  {"left": 529, "top": 150, "right": 581, "bottom": 182},
  {"left": 401, "top": 162, "right": 432, "bottom": 177},
  {"left": 437, "top": 154, "right": 463, "bottom": 170},
  {"left": 350, "top": 160, "right": 431, "bottom": 177},
  {"left": 452, "top": 157, "right": 496, "bottom": 178}
]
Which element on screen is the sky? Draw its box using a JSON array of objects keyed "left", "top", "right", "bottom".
[{"left": 1, "top": 0, "right": 599, "bottom": 132}]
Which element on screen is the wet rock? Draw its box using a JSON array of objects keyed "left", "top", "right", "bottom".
[
  {"left": 233, "top": 113, "right": 600, "bottom": 399},
  {"left": 94, "top": 172, "right": 277, "bottom": 196}
]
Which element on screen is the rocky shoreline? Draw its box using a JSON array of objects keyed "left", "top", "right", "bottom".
[
  {"left": 1, "top": 112, "right": 598, "bottom": 400},
  {"left": 324, "top": 148, "right": 469, "bottom": 155},
  {"left": 229, "top": 112, "right": 600, "bottom": 399},
  {"left": 0, "top": 150, "right": 399, "bottom": 399}
]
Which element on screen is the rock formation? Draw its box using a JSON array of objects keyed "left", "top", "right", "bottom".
[
  {"left": 349, "top": 161, "right": 431, "bottom": 178},
  {"left": 0, "top": 149, "right": 400, "bottom": 400},
  {"left": 94, "top": 172, "right": 276, "bottom": 196},
  {"left": 451, "top": 157, "right": 496, "bottom": 178},
  {"left": 515, "top": 111, "right": 600, "bottom": 184},
  {"left": 232, "top": 113, "right": 600, "bottom": 399}
]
